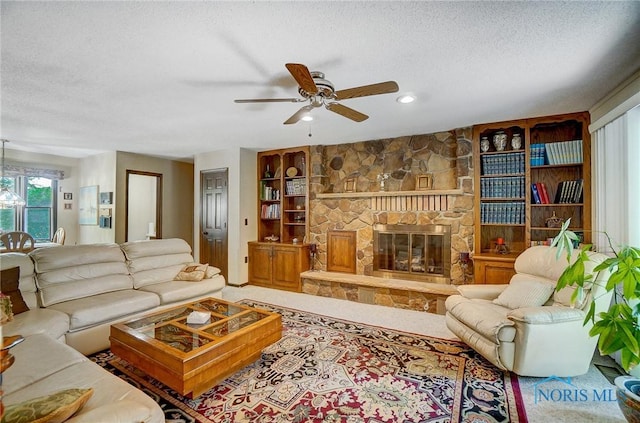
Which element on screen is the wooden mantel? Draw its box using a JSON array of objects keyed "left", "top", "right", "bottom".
[
  {"left": 315, "top": 189, "right": 464, "bottom": 212},
  {"left": 315, "top": 189, "right": 463, "bottom": 199}
]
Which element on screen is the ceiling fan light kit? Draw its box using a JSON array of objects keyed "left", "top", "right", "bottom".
[{"left": 234, "top": 63, "right": 399, "bottom": 125}]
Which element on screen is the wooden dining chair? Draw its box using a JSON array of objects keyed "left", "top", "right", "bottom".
[
  {"left": 0, "top": 231, "right": 35, "bottom": 253},
  {"left": 52, "top": 227, "right": 66, "bottom": 245}
]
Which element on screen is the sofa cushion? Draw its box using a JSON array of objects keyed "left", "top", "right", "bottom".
[
  {"left": 2, "top": 388, "right": 93, "bottom": 423},
  {"left": 47, "top": 290, "right": 160, "bottom": 331},
  {"left": 31, "top": 244, "right": 132, "bottom": 306},
  {"left": 445, "top": 295, "right": 516, "bottom": 342},
  {"left": 206, "top": 266, "right": 221, "bottom": 278},
  {"left": 0, "top": 252, "right": 38, "bottom": 309},
  {"left": 138, "top": 275, "right": 225, "bottom": 305},
  {"left": 1, "top": 266, "right": 29, "bottom": 315},
  {"left": 3, "top": 334, "right": 164, "bottom": 423},
  {"left": 1, "top": 308, "right": 70, "bottom": 341},
  {"left": 3, "top": 334, "right": 88, "bottom": 397},
  {"left": 121, "top": 238, "right": 194, "bottom": 288},
  {"left": 493, "top": 278, "right": 555, "bottom": 309},
  {"left": 175, "top": 263, "right": 208, "bottom": 281}
]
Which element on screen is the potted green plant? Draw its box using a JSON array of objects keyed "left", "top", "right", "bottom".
[{"left": 552, "top": 218, "right": 640, "bottom": 421}]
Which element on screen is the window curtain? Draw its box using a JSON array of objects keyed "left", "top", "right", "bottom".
[
  {"left": 592, "top": 105, "right": 640, "bottom": 253},
  {"left": 4, "top": 163, "right": 64, "bottom": 180}
]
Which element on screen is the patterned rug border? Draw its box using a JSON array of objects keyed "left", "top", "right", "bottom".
[{"left": 96, "top": 299, "right": 528, "bottom": 422}]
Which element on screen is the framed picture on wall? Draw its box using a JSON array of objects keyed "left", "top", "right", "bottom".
[
  {"left": 100, "top": 191, "right": 113, "bottom": 205},
  {"left": 79, "top": 185, "right": 99, "bottom": 225},
  {"left": 63, "top": 192, "right": 72, "bottom": 200}
]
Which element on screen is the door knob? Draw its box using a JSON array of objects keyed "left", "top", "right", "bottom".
[{"left": 203, "top": 231, "right": 209, "bottom": 235}]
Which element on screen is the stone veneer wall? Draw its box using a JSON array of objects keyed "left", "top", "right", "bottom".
[{"left": 308, "top": 127, "right": 474, "bottom": 284}]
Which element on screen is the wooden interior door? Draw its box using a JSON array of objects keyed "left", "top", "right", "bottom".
[{"left": 200, "top": 169, "right": 228, "bottom": 281}]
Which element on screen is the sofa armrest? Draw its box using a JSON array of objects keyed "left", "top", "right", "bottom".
[
  {"left": 457, "top": 284, "right": 508, "bottom": 300},
  {"left": 508, "top": 306, "right": 585, "bottom": 324}
]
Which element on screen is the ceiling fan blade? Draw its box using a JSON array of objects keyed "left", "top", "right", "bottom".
[
  {"left": 326, "top": 103, "right": 369, "bottom": 122},
  {"left": 284, "top": 105, "right": 314, "bottom": 125},
  {"left": 335, "top": 81, "right": 399, "bottom": 100},
  {"left": 285, "top": 63, "right": 318, "bottom": 94},
  {"left": 234, "top": 98, "right": 302, "bottom": 103}
]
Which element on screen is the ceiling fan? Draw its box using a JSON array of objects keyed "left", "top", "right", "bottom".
[{"left": 234, "top": 63, "right": 399, "bottom": 125}]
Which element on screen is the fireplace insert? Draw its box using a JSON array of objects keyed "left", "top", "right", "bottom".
[{"left": 373, "top": 224, "right": 451, "bottom": 283}]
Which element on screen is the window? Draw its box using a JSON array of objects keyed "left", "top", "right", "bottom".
[
  {"left": 0, "top": 176, "right": 57, "bottom": 241},
  {"left": 0, "top": 176, "right": 17, "bottom": 231}
]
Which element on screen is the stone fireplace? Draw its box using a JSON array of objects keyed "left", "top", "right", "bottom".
[
  {"left": 373, "top": 224, "right": 451, "bottom": 283},
  {"left": 307, "top": 127, "right": 474, "bottom": 286}
]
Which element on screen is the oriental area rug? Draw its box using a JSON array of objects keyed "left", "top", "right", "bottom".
[{"left": 91, "top": 301, "right": 527, "bottom": 422}]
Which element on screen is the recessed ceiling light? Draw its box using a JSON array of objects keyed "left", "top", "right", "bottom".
[
  {"left": 301, "top": 115, "right": 314, "bottom": 122},
  {"left": 397, "top": 94, "right": 416, "bottom": 104}
]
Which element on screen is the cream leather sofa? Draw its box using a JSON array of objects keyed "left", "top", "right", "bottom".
[
  {"left": 1, "top": 238, "right": 226, "bottom": 422},
  {"left": 445, "top": 245, "right": 613, "bottom": 377}
]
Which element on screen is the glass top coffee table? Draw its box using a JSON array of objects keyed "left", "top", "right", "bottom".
[{"left": 110, "top": 297, "right": 282, "bottom": 398}]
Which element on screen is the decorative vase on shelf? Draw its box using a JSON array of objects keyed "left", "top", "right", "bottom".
[
  {"left": 493, "top": 131, "right": 507, "bottom": 151},
  {"left": 511, "top": 133, "right": 522, "bottom": 150},
  {"left": 615, "top": 376, "right": 640, "bottom": 423},
  {"left": 480, "top": 136, "right": 490, "bottom": 152}
]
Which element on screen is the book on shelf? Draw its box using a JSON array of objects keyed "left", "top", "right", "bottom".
[
  {"left": 285, "top": 179, "right": 306, "bottom": 195},
  {"left": 480, "top": 176, "right": 525, "bottom": 198},
  {"left": 530, "top": 144, "right": 547, "bottom": 166},
  {"left": 544, "top": 140, "right": 583, "bottom": 165},
  {"left": 537, "top": 182, "right": 550, "bottom": 204},
  {"left": 531, "top": 183, "right": 542, "bottom": 204},
  {"left": 553, "top": 179, "right": 583, "bottom": 203},
  {"left": 260, "top": 203, "right": 280, "bottom": 219},
  {"left": 480, "top": 201, "right": 525, "bottom": 224},
  {"left": 481, "top": 152, "right": 525, "bottom": 175}
]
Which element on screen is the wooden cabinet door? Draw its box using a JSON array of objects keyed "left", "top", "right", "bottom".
[
  {"left": 272, "top": 246, "right": 302, "bottom": 290},
  {"left": 473, "top": 257, "right": 516, "bottom": 284},
  {"left": 248, "top": 243, "right": 273, "bottom": 286}
]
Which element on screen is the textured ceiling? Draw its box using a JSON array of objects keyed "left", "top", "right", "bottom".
[{"left": 2, "top": 1, "right": 640, "bottom": 160}]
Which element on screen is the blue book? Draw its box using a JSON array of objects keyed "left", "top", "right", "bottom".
[{"left": 531, "top": 183, "right": 541, "bottom": 204}]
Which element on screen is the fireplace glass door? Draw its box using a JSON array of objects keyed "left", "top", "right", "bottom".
[{"left": 374, "top": 224, "right": 451, "bottom": 283}]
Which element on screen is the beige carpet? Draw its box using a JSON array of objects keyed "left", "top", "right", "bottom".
[{"left": 222, "top": 285, "right": 626, "bottom": 423}]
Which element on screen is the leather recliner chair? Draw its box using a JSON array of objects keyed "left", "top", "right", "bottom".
[{"left": 445, "top": 246, "right": 613, "bottom": 377}]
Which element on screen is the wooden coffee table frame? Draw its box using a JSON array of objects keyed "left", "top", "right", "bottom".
[{"left": 110, "top": 298, "right": 282, "bottom": 397}]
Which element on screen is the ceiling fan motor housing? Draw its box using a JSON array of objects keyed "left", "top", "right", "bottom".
[{"left": 298, "top": 71, "right": 335, "bottom": 99}]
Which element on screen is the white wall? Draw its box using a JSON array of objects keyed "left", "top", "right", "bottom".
[
  {"left": 194, "top": 147, "right": 257, "bottom": 286},
  {"left": 78, "top": 151, "right": 117, "bottom": 244},
  {"left": 127, "top": 173, "right": 157, "bottom": 241}
]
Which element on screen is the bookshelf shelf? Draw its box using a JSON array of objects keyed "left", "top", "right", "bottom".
[
  {"left": 472, "top": 112, "right": 591, "bottom": 284},
  {"left": 531, "top": 163, "right": 583, "bottom": 170},
  {"left": 530, "top": 203, "right": 584, "bottom": 207},
  {"left": 531, "top": 226, "right": 585, "bottom": 231}
]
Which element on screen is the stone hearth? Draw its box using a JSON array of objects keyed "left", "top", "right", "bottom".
[{"left": 300, "top": 270, "right": 458, "bottom": 314}]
